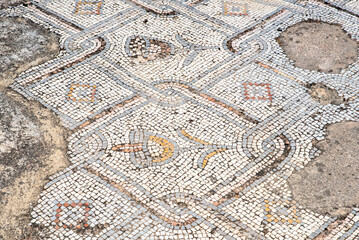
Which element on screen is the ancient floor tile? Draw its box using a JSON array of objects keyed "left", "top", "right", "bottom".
[{"left": 0, "top": 0, "right": 359, "bottom": 239}]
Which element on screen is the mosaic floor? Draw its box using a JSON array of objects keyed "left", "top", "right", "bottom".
[{"left": 2, "top": 0, "right": 359, "bottom": 239}]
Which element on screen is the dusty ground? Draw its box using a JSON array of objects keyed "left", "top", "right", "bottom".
[
  {"left": 278, "top": 21, "right": 359, "bottom": 218},
  {"left": 0, "top": 17, "right": 69, "bottom": 240},
  {"left": 289, "top": 122, "right": 359, "bottom": 217},
  {"left": 278, "top": 21, "right": 359, "bottom": 74},
  {"left": 307, "top": 83, "right": 346, "bottom": 105}
]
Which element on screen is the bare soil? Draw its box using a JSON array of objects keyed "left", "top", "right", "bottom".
[
  {"left": 289, "top": 122, "right": 359, "bottom": 217},
  {"left": 278, "top": 21, "right": 359, "bottom": 74}
]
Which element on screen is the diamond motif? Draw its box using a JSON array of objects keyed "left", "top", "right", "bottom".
[
  {"left": 262, "top": 199, "right": 302, "bottom": 225},
  {"left": 74, "top": 1, "right": 103, "bottom": 15},
  {"left": 67, "top": 83, "right": 97, "bottom": 103},
  {"left": 242, "top": 82, "right": 273, "bottom": 101},
  {"left": 53, "top": 201, "right": 92, "bottom": 230},
  {"left": 222, "top": 2, "right": 248, "bottom": 16}
]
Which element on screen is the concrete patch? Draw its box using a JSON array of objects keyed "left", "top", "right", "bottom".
[
  {"left": 277, "top": 21, "right": 359, "bottom": 74},
  {"left": 289, "top": 121, "right": 359, "bottom": 217}
]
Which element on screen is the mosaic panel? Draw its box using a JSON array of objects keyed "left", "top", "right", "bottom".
[{"left": 4, "top": 0, "right": 359, "bottom": 239}]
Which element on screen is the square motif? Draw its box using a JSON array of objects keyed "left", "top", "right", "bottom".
[
  {"left": 75, "top": 1, "right": 103, "bottom": 15},
  {"left": 242, "top": 82, "right": 273, "bottom": 101},
  {"left": 222, "top": 2, "right": 248, "bottom": 16},
  {"left": 67, "top": 83, "right": 97, "bottom": 103},
  {"left": 53, "top": 201, "right": 92, "bottom": 230},
  {"left": 262, "top": 199, "right": 302, "bottom": 225}
]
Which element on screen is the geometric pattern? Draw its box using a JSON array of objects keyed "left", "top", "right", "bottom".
[
  {"left": 242, "top": 82, "right": 273, "bottom": 101},
  {"left": 53, "top": 200, "right": 92, "bottom": 230},
  {"left": 222, "top": 1, "right": 249, "bottom": 16},
  {"left": 66, "top": 83, "right": 97, "bottom": 103},
  {"left": 74, "top": 1, "right": 103, "bottom": 15},
  {"left": 5, "top": 0, "right": 359, "bottom": 239},
  {"left": 262, "top": 199, "right": 302, "bottom": 225}
]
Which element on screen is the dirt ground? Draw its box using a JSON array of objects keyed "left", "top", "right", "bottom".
[
  {"left": 307, "top": 83, "right": 345, "bottom": 105},
  {"left": 279, "top": 21, "right": 359, "bottom": 217},
  {"left": 289, "top": 122, "right": 359, "bottom": 217},
  {"left": 277, "top": 21, "right": 359, "bottom": 74}
]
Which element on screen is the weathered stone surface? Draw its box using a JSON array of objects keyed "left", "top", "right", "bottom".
[
  {"left": 289, "top": 122, "right": 359, "bottom": 217},
  {"left": 0, "top": 0, "right": 25, "bottom": 9},
  {"left": 0, "top": 91, "right": 44, "bottom": 200},
  {"left": 0, "top": 16, "right": 68, "bottom": 240},
  {"left": 0, "top": 90, "right": 69, "bottom": 239},
  {"left": 278, "top": 21, "right": 359, "bottom": 73},
  {"left": 0, "top": 17, "right": 59, "bottom": 87}
]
